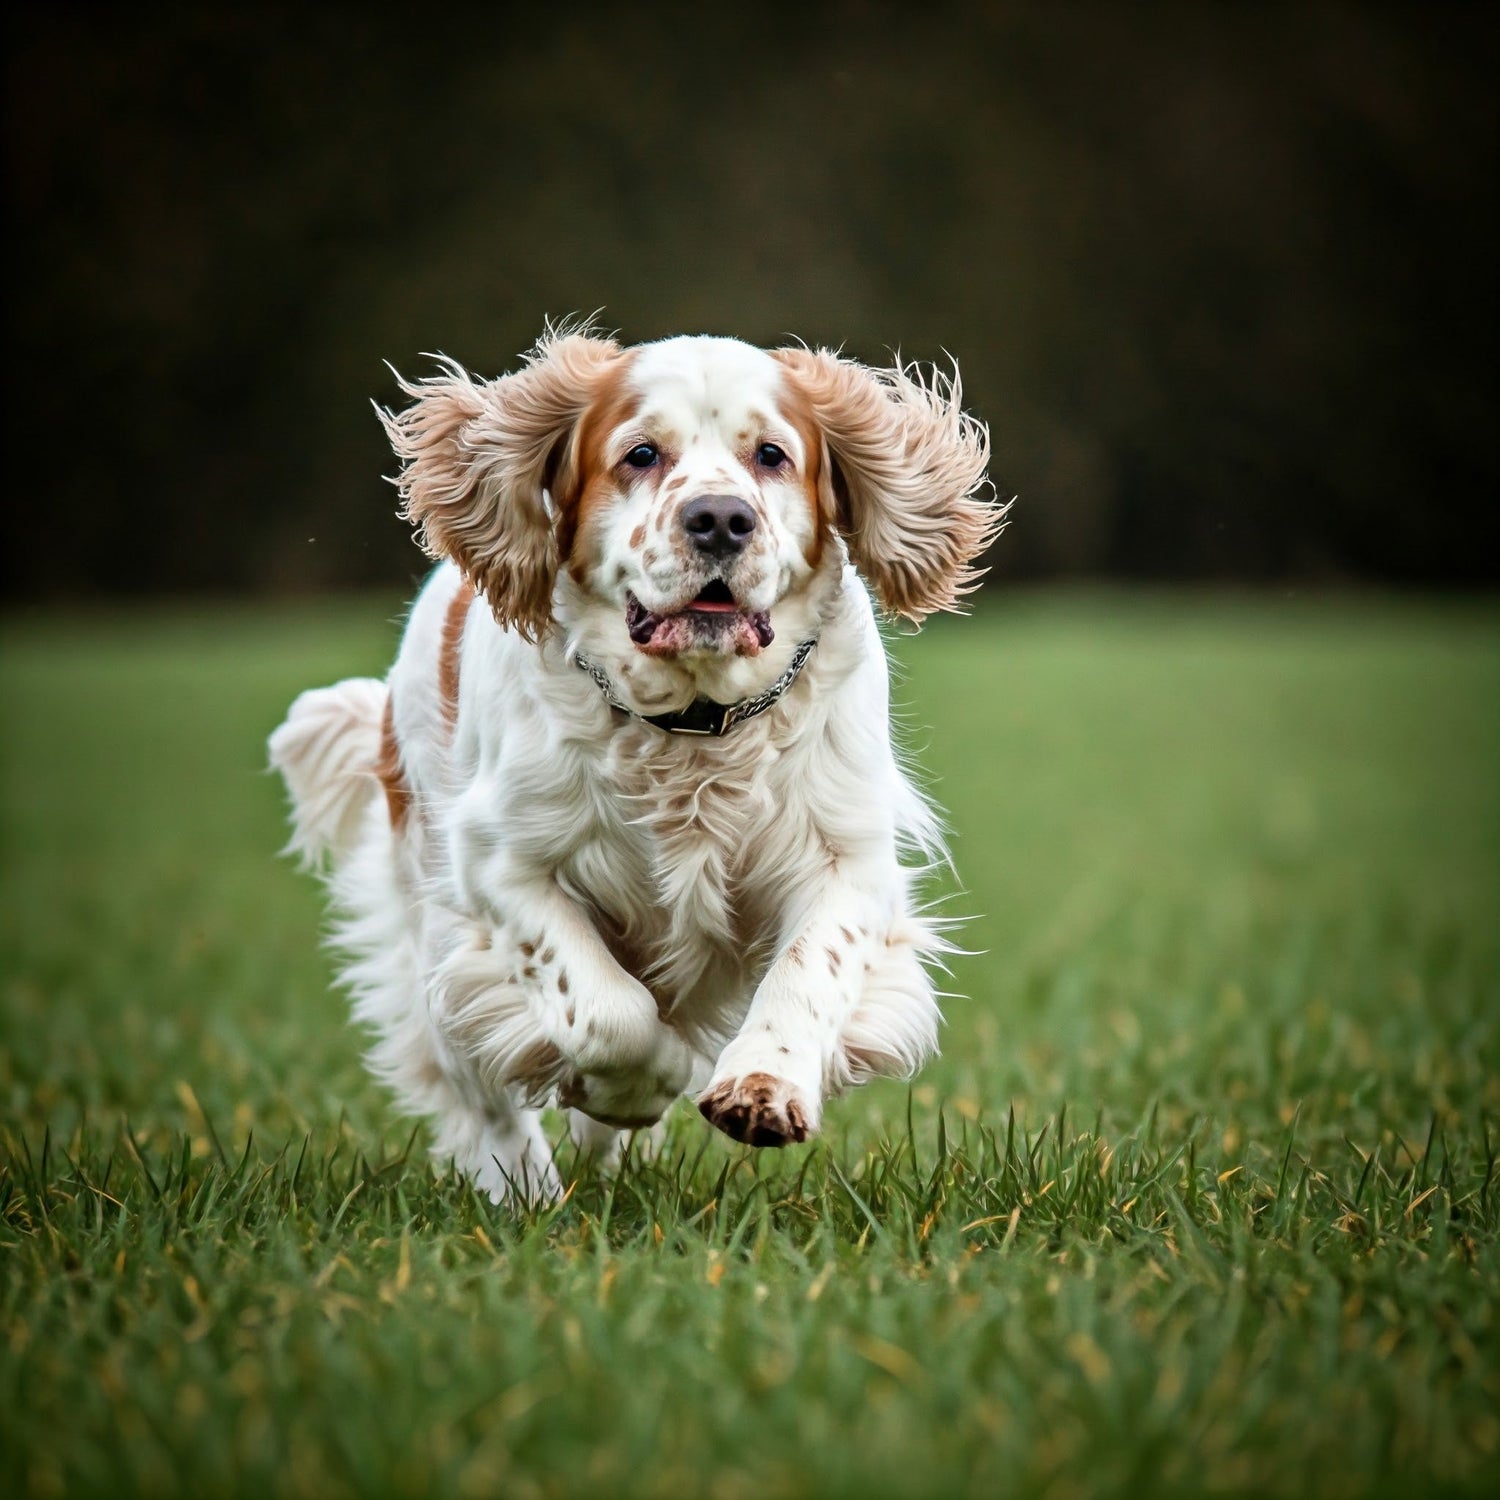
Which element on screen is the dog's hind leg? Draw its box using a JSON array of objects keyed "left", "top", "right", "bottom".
[
  {"left": 566, "top": 1110, "right": 668, "bottom": 1174},
  {"left": 427, "top": 1089, "right": 561, "bottom": 1206}
]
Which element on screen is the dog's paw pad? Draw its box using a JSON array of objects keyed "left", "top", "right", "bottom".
[{"left": 697, "top": 1071, "right": 812, "bottom": 1148}]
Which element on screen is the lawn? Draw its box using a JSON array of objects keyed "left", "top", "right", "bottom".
[{"left": 1, "top": 591, "right": 1496, "bottom": 1499}]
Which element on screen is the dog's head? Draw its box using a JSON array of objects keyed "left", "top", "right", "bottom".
[{"left": 381, "top": 327, "right": 1000, "bottom": 667}]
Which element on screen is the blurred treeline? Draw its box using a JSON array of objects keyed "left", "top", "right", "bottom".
[{"left": 4, "top": 1, "right": 1495, "bottom": 600}]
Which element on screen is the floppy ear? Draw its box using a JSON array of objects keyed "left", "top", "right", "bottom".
[
  {"left": 379, "top": 330, "right": 624, "bottom": 639},
  {"left": 774, "top": 347, "right": 1003, "bottom": 621}
]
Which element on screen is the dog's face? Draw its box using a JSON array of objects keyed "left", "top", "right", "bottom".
[
  {"left": 566, "top": 337, "right": 823, "bottom": 661},
  {"left": 381, "top": 328, "right": 999, "bottom": 679}
]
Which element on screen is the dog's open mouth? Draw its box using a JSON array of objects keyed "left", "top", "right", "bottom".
[
  {"left": 686, "top": 579, "right": 738, "bottom": 613},
  {"left": 626, "top": 586, "right": 775, "bottom": 658}
]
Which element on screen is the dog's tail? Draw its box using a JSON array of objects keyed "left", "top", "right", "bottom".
[{"left": 268, "top": 678, "right": 390, "bottom": 866}]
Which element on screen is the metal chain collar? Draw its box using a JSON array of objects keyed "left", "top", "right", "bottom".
[{"left": 572, "top": 637, "right": 818, "bottom": 738}]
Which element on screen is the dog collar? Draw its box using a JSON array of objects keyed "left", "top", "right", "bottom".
[{"left": 573, "top": 637, "right": 818, "bottom": 738}]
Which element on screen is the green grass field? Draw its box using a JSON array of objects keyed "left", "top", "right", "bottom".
[{"left": 2, "top": 593, "right": 1497, "bottom": 1499}]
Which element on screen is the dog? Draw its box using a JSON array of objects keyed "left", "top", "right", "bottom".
[{"left": 269, "top": 326, "right": 1001, "bottom": 1202}]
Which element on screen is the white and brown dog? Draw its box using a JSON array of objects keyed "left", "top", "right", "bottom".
[{"left": 270, "top": 327, "right": 1000, "bottom": 1202}]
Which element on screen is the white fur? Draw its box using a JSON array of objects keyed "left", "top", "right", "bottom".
[{"left": 270, "top": 332, "right": 993, "bottom": 1202}]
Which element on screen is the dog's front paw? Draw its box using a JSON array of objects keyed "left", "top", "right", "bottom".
[
  {"left": 697, "top": 1072, "right": 815, "bottom": 1147},
  {"left": 554, "top": 1011, "right": 698, "bottom": 1128},
  {"left": 557, "top": 1068, "right": 678, "bottom": 1130}
]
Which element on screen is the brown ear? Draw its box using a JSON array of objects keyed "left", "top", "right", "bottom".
[
  {"left": 379, "top": 329, "right": 624, "bottom": 639},
  {"left": 774, "top": 347, "right": 1004, "bottom": 621}
]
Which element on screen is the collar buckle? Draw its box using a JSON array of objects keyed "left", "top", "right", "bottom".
[
  {"left": 665, "top": 715, "right": 725, "bottom": 737},
  {"left": 649, "top": 696, "right": 736, "bottom": 737}
]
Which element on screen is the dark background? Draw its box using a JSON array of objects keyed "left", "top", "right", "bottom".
[{"left": 4, "top": 1, "right": 1495, "bottom": 602}]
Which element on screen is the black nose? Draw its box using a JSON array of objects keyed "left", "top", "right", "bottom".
[{"left": 681, "top": 494, "right": 757, "bottom": 557}]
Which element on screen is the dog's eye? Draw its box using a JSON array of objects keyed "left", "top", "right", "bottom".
[
  {"left": 756, "top": 443, "right": 787, "bottom": 470},
  {"left": 623, "top": 443, "right": 659, "bottom": 470}
]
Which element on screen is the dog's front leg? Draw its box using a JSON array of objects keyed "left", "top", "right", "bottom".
[
  {"left": 507, "top": 876, "right": 697, "bottom": 1126},
  {"left": 697, "top": 871, "right": 901, "bottom": 1147},
  {"left": 448, "top": 820, "right": 696, "bottom": 1126}
]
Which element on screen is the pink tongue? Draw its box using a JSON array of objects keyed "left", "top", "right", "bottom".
[{"left": 690, "top": 600, "right": 738, "bottom": 613}]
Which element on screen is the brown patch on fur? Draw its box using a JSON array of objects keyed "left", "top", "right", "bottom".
[
  {"left": 787, "top": 936, "right": 807, "bottom": 966},
  {"left": 781, "top": 393, "right": 829, "bottom": 568},
  {"left": 374, "top": 694, "right": 412, "bottom": 830},
  {"left": 557, "top": 971, "right": 569, "bottom": 995},
  {"left": 438, "top": 585, "right": 470, "bottom": 729},
  {"left": 519, "top": 941, "right": 536, "bottom": 958},
  {"left": 560, "top": 358, "right": 644, "bottom": 583},
  {"left": 827, "top": 945, "right": 842, "bottom": 974},
  {"left": 629, "top": 523, "right": 647, "bottom": 549},
  {"left": 697, "top": 1072, "right": 810, "bottom": 1147},
  {"left": 840, "top": 926, "right": 856, "bottom": 944}
]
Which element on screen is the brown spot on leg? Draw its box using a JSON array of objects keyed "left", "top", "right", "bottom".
[
  {"left": 557, "top": 971, "right": 569, "bottom": 994},
  {"left": 555, "top": 358, "right": 643, "bottom": 582}
]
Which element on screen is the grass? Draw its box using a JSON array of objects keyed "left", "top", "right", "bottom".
[{"left": 1, "top": 590, "right": 1497, "bottom": 1499}]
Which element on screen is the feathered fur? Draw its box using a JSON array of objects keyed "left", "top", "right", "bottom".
[
  {"left": 379, "top": 329, "right": 626, "bottom": 639},
  {"left": 775, "top": 347, "right": 1005, "bottom": 620}
]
